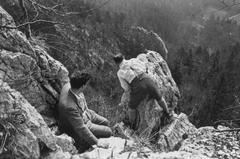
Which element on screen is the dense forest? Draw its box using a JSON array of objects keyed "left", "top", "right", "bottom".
[{"left": 1, "top": 0, "right": 240, "bottom": 127}]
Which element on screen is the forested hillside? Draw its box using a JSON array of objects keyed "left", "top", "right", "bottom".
[
  {"left": 1, "top": 0, "right": 240, "bottom": 127},
  {"left": 93, "top": 0, "right": 240, "bottom": 127}
]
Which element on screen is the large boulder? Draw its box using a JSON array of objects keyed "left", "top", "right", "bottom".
[
  {"left": 0, "top": 81, "right": 57, "bottom": 158},
  {"left": 55, "top": 134, "right": 78, "bottom": 154},
  {"left": 0, "top": 6, "right": 69, "bottom": 125},
  {"left": 120, "top": 50, "right": 180, "bottom": 138},
  {"left": 113, "top": 113, "right": 197, "bottom": 153},
  {"left": 157, "top": 113, "right": 197, "bottom": 151}
]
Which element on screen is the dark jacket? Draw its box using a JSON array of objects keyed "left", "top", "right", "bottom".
[{"left": 58, "top": 83, "right": 98, "bottom": 148}]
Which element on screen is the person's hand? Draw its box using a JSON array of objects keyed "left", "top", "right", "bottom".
[
  {"left": 97, "top": 140, "right": 109, "bottom": 149},
  {"left": 92, "top": 144, "right": 98, "bottom": 149}
]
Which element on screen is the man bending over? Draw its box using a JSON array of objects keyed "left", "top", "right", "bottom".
[{"left": 113, "top": 54, "right": 172, "bottom": 130}]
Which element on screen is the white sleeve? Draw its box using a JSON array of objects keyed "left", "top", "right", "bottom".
[{"left": 117, "top": 70, "right": 130, "bottom": 91}]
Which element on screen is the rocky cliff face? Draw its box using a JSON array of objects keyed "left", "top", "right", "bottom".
[
  {"left": 0, "top": 6, "right": 68, "bottom": 124},
  {"left": 0, "top": 5, "right": 73, "bottom": 158}
]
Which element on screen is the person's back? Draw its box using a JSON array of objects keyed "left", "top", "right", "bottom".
[{"left": 121, "top": 58, "right": 146, "bottom": 76}]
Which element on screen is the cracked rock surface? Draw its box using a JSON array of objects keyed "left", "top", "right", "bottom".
[
  {"left": 0, "top": 5, "right": 74, "bottom": 159},
  {"left": 180, "top": 126, "right": 240, "bottom": 159},
  {"left": 0, "top": 6, "right": 69, "bottom": 124}
]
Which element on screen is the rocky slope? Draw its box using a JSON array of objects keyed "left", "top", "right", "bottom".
[
  {"left": 0, "top": 5, "right": 74, "bottom": 158},
  {"left": 0, "top": 5, "right": 69, "bottom": 125},
  {"left": 77, "top": 125, "right": 240, "bottom": 159},
  {"left": 0, "top": 5, "right": 239, "bottom": 159}
]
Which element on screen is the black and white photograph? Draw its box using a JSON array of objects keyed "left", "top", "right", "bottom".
[{"left": 0, "top": 0, "right": 240, "bottom": 158}]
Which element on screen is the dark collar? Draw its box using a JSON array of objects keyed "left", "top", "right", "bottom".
[{"left": 68, "top": 89, "right": 84, "bottom": 112}]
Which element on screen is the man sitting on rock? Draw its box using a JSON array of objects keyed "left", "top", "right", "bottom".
[
  {"left": 113, "top": 53, "right": 172, "bottom": 130},
  {"left": 58, "top": 71, "right": 112, "bottom": 152}
]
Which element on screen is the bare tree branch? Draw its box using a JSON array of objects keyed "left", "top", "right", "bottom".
[
  {"left": 214, "top": 118, "right": 240, "bottom": 123},
  {"left": 26, "top": 0, "right": 60, "bottom": 15},
  {"left": 26, "top": 0, "right": 112, "bottom": 17},
  {"left": 215, "top": 128, "right": 240, "bottom": 132},
  {"left": 0, "top": 0, "right": 112, "bottom": 31},
  {"left": 218, "top": 0, "right": 240, "bottom": 10},
  {"left": 18, "top": 0, "right": 32, "bottom": 38},
  {"left": 51, "top": 4, "right": 64, "bottom": 10},
  {"left": 221, "top": 105, "right": 240, "bottom": 111},
  {"left": 78, "top": 0, "right": 112, "bottom": 16},
  {"left": 218, "top": 0, "right": 229, "bottom": 7},
  {"left": 31, "top": 2, "right": 40, "bottom": 20},
  {"left": 0, "top": 20, "right": 64, "bottom": 30}
]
